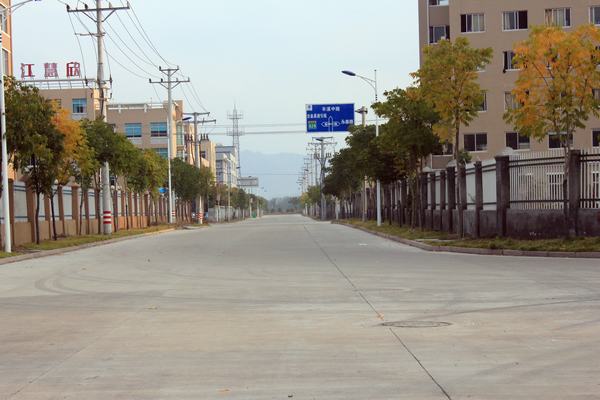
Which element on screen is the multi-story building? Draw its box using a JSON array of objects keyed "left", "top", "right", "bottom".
[
  {"left": 1, "top": 0, "right": 13, "bottom": 76},
  {"left": 33, "top": 86, "right": 215, "bottom": 168},
  {"left": 419, "top": 0, "right": 600, "bottom": 165},
  {"left": 200, "top": 134, "right": 217, "bottom": 173},
  {"left": 108, "top": 101, "right": 182, "bottom": 160},
  {"left": 216, "top": 145, "right": 238, "bottom": 188}
]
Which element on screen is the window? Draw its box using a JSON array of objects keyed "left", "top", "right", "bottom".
[
  {"left": 503, "top": 51, "right": 517, "bottom": 71},
  {"left": 429, "top": 0, "right": 448, "bottom": 5},
  {"left": 592, "top": 7, "right": 600, "bottom": 25},
  {"left": 548, "top": 132, "right": 573, "bottom": 149},
  {"left": 594, "top": 89, "right": 600, "bottom": 101},
  {"left": 429, "top": 25, "right": 450, "bottom": 43},
  {"left": 545, "top": 8, "right": 571, "bottom": 27},
  {"left": 506, "top": 132, "right": 531, "bottom": 150},
  {"left": 478, "top": 91, "right": 487, "bottom": 112},
  {"left": 150, "top": 122, "right": 168, "bottom": 137},
  {"left": 0, "top": 5, "right": 6, "bottom": 33},
  {"left": 593, "top": 130, "right": 600, "bottom": 147},
  {"left": 72, "top": 98, "right": 87, "bottom": 115},
  {"left": 154, "top": 148, "right": 168, "bottom": 158},
  {"left": 125, "top": 123, "right": 142, "bottom": 138},
  {"left": 2, "top": 49, "right": 8, "bottom": 76},
  {"left": 201, "top": 151, "right": 207, "bottom": 159},
  {"left": 503, "top": 10, "right": 528, "bottom": 31},
  {"left": 504, "top": 92, "right": 521, "bottom": 110},
  {"left": 461, "top": 13, "right": 485, "bottom": 33},
  {"left": 464, "top": 133, "right": 488, "bottom": 152}
]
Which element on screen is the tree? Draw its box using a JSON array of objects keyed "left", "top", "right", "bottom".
[
  {"left": 5, "top": 80, "right": 64, "bottom": 244},
  {"left": 505, "top": 25, "right": 600, "bottom": 236},
  {"left": 50, "top": 108, "right": 96, "bottom": 239},
  {"left": 373, "top": 87, "right": 441, "bottom": 228},
  {"left": 413, "top": 37, "right": 492, "bottom": 236},
  {"left": 171, "top": 158, "right": 202, "bottom": 202},
  {"left": 83, "top": 119, "right": 119, "bottom": 231}
]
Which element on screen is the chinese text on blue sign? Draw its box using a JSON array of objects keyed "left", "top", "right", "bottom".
[{"left": 306, "top": 104, "right": 355, "bottom": 133}]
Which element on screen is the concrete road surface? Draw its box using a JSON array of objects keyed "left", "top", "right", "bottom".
[{"left": 1, "top": 215, "right": 600, "bottom": 399}]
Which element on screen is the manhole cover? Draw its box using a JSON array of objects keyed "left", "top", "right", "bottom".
[{"left": 381, "top": 321, "right": 451, "bottom": 328}]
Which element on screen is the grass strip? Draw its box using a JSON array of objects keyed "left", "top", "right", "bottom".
[
  {"left": 340, "top": 219, "right": 600, "bottom": 253},
  {"left": 21, "top": 225, "right": 174, "bottom": 252}
]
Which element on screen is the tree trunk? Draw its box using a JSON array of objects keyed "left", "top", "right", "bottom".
[
  {"left": 79, "top": 188, "right": 85, "bottom": 236},
  {"left": 455, "top": 122, "right": 464, "bottom": 238}
]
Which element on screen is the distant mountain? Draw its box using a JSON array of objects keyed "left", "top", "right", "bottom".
[{"left": 240, "top": 151, "right": 304, "bottom": 199}]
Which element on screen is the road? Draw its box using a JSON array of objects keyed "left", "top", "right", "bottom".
[{"left": 1, "top": 215, "right": 599, "bottom": 399}]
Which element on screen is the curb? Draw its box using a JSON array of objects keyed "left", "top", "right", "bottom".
[
  {"left": 0, "top": 228, "right": 177, "bottom": 266},
  {"left": 333, "top": 222, "right": 600, "bottom": 259}
]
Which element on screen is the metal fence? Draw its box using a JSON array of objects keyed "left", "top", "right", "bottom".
[
  {"left": 509, "top": 150, "right": 566, "bottom": 210},
  {"left": 581, "top": 149, "right": 600, "bottom": 209}
]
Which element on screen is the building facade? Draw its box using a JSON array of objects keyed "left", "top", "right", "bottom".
[
  {"left": 419, "top": 0, "right": 600, "bottom": 165},
  {"left": 1, "top": 0, "right": 13, "bottom": 76},
  {"left": 216, "top": 145, "right": 238, "bottom": 188},
  {"left": 108, "top": 101, "right": 182, "bottom": 160}
]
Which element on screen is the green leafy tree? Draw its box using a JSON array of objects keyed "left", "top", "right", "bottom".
[
  {"left": 412, "top": 37, "right": 492, "bottom": 236},
  {"left": 171, "top": 158, "right": 202, "bottom": 202},
  {"left": 374, "top": 87, "right": 441, "bottom": 228},
  {"left": 5, "top": 79, "right": 64, "bottom": 244}
]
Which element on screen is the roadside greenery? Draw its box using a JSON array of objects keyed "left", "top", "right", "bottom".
[{"left": 342, "top": 219, "right": 600, "bottom": 253}]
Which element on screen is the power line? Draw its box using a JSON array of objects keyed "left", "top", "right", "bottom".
[
  {"left": 105, "top": 18, "right": 157, "bottom": 69},
  {"left": 115, "top": 9, "right": 160, "bottom": 68},
  {"left": 126, "top": 1, "right": 175, "bottom": 67},
  {"left": 66, "top": 10, "right": 88, "bottom": 78},
  {"left": 104, "top": 30, "right": 161, "bottom": 79}
]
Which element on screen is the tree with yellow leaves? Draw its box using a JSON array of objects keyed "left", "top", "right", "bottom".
[
  {"left": 52, "top": 108, "right": 96, "bottom": 238},
  {"left": 505, "top": 25, "right": 600, "bottom": 236},
  {"left": 412, "top": 37, "right": 492, "bottom": 236}
]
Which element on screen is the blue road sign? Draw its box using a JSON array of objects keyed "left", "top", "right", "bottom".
[{"left": 306, "top": 103, "right": 355, "bottom": 133}]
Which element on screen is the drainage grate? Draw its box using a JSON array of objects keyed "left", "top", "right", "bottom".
[{"left": 381, "top": 321, "right": 451, "bottom": 328}]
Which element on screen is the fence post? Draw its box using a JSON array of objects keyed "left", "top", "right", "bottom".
[
  {"left": 429, "top": 172, "right": 436, "bottom": 230},
  {"left": 446, "top": 166, "right": 456, "bottom": 233},
  {"left": 569, "top": 150, "right": 581, "bottom": 236},
  {"left": 400, "top": 179, "right": 407, "bottom": 226},
  {"left": 72, "top": 185, "right": 80, "bottom": 236},
  {"left": 474, "top": 161, "right": 483, "bottom": 238},
  {"left": 439, "top": 171, "right": 446, "bottom": 232},
  {"left": 495, "top": 155, "right": 510, "bottom": 237},
  {"left": 58, "top": 186, "right": 66, "bottom": 236},
  {"left": 420, "top": 173, "right": 428, "bottom": 228},
  {"left": 84, "top": 190, "right": 90, "bottom": 234},
  {"left": 8, "top": 179, "right": 15, "bottom": 247},
  {"left": 26, "top": 185, "right": 36, "bottom": 243}
]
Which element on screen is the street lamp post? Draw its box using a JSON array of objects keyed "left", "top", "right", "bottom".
[
  {"left": 0, "top": 0, "right": 41, "bottom": 253},
  {"left": 342, "top": 69, "right": 382, "bottom": 226}
]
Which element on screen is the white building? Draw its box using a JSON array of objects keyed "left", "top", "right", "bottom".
[{"left": 216, "top": 145, "right": 239, "bottom": 188}]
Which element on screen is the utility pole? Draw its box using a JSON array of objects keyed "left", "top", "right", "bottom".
[
  {"left": 183, "top": 112, "right": 214, "bottom": 223},
  {"left": 309, "top": 137, "right": 335, "bottom": 221},
  {"left": 150, "top": 67, "right": 190, "bottom": 224},
  {"left": 67, "top": 0, "right": 130, "bottom": 235},
  {"left": 227, "top": 106, "right": 244, "bottom": 175},
  {"left": 356, "top": 106, "right": 369, "bottom": 222}
]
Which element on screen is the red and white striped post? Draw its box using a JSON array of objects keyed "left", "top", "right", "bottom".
[{"left": 103, "top": 210, "right": 113, "bottom": 229}]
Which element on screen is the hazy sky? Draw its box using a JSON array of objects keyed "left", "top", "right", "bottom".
[
  {"left": 14, "top": 0, "right": 419, "bottom": 149},
  {"left": 14, "top": 0, "right": 419, "bottom": 197}
]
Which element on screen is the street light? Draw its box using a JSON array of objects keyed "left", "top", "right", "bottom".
[
  {"left": 342, "top": 69, "right": 382, "bottom": 226},
  {"left": 0, "top": 0, "right": 42, "bottom": 253}
]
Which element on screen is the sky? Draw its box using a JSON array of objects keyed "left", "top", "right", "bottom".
[{"left": 13, "top": 0, "right": 420, "bottom": 197}]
